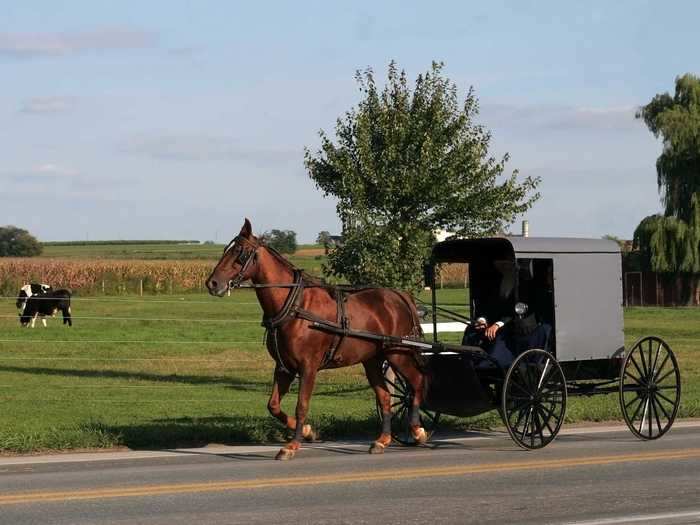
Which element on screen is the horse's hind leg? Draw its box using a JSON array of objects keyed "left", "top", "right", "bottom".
[
  {"left": 276, "top": 367, "right": 318, "bottom": 461},
  {"left": 267, "top": 368, "right": 315, "bottom": 441},
  {"left": 386, "top": 349, "right": 428, "bottom": 445},
  {"left": 363, "top": 357, "right": 392, "bottom": 454}
]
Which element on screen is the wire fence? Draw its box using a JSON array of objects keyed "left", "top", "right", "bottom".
[{"left": 0, "top": 293, "right": 456, "bottom": 407}]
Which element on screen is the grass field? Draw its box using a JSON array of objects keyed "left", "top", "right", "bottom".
[{"left": 0, "top": 287, "right": 697, "bottom": 454}]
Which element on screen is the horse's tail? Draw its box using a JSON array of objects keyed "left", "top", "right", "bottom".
[{"left": 391, "top": 290, "right": 423, "bottom": 338}]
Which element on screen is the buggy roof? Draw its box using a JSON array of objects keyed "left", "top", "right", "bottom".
[{"left": 432, "top": 236, "right": 620, "bottom": 262}]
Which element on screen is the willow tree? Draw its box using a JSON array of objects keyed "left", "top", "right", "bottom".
[
  {"left": 634, "top": 74, "right": 700, "bottom": 304},
  {"left": 637, "top": 74, "right": 700, "bottom": 222},
  {"left": 633, "top": 173, "right": 700, "bottom": 302},
  {"left": 305, "top": 61, "right": 540, "bottom": 289}
]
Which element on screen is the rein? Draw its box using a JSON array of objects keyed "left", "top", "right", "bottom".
[{"left": 219, "top": 234, "right": 419, "bottom": 375}]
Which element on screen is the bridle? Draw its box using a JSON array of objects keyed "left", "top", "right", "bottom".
[
  {"left": 220, "top": 236, "right": 318, "bottom": 290},
  {"left": 224, "top": 235, "right": 260, "bottom": 289}
]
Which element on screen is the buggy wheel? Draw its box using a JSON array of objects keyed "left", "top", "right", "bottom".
[
  {"left": 620, "top": 336, "right": 681, "bottom": 440},
  {"left": 376, "top": 361, "right": 440, "bottom": 445},
  {"left": 502, "top": 349, "right": 567, "bottom": 450}
]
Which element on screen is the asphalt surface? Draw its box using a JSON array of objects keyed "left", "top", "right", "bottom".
[{"left": 1, "top": 422, "right": 700, "bottom": 525}]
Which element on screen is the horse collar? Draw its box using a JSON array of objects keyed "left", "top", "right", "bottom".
[{"left": 262, "top": 271, "right": 304, "bottom": 330}]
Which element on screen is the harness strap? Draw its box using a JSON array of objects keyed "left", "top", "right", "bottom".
[
  {"left": 261, "top": 271, "right": 304, "bottom": 375},
  {"left": 322, "top": 290, "right": 348, "bottom": 368},
  {"left": 261, "top": 271, "right": 304, "bottom": 330}
]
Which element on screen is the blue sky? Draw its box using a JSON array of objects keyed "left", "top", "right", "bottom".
[{"left": 1, "top": 1, "right": 698, "bottom": 242}]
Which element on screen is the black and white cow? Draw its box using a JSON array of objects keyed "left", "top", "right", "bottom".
[
  {"left": 16, "top": 283, "right": 53, "bottom": 313},
  {"left": 19, "top": 289, "right": 72, "bottom": 328}
]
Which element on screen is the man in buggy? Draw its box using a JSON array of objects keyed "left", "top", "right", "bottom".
[{"left": 463, "top": 258, "right": 553, "bottom": 368}]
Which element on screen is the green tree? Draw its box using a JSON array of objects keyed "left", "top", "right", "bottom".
[
  {"left": 316, "top": 231, "right": 332, "bottom": 247},
  {"left": 262, "top": 229, "right": 297, "bottom": 254},
  {"left": 305, "top": 61, "right": 539, "bottom": 289},
  {"left": 634, "top": 74, "right": 700, "bottom": 304},
  {"left": 0, "top": 226, "right": 43, "bottom": 257},
  {"left": 636, "top": 74, "right": 700, "bottom": 223}
]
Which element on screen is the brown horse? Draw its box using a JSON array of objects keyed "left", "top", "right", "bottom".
[{"left": 206, "top": 219, "right": 429, "bottom": 460}]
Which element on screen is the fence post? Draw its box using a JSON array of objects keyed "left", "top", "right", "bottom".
[
  {"left": 102, "top": 280, "right": 105, "bottom": 294},
  {"left": 139, "top": 279, "right": 143, "bottom": 296}
]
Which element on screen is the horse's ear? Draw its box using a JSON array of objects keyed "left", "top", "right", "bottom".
[{"left": 240, "top": 218, "right": 253, "bottom": 238}]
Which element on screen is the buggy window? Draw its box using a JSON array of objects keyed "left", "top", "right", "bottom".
[{"left": 516, "top": 258, "right": 555, "bottom": 326}]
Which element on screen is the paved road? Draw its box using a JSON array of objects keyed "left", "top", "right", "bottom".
[{"left": 1, "top": 422, "right": 700, "bottom": 525}]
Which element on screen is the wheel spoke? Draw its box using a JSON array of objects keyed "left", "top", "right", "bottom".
[
  {"left": 510, "top": 379, "right": 533, "bottom": 397},
  {"left": 637, "top": 395, "right": 650, "bottom": 436},
  {"left": 532, "top": 406, "right": 545, "bottom": 444},
  {"left": 521, "top": 408, "right": 533, "bottom": 443},
  {"left": 536, "top": 405, "right": 556, "bottom": 435},
  {"left": 624, "top": 394, "right": 644, "bottom": 412},
  {"left": 540, "top": 385, "right": 565, "bottom": 398},
  {"left": 537, "top": 399, "right": 563, "bottom": 424},
  {"left": 651, "top": 393, "right": 671, "bottom": 421},
  {"left": 384, "top": 376, "right": 405, "bottom": 394},
  {"left": 623, "top": 370, "right": 645, "bottom": 387},
  {"left": 636, "top": 348, "right": 650, "bottom": 383},
  {"left": 652, "top": 353, "right": 671, "bottom": 383},
  {"left": 648, "top": 394, "right": 653, "bottom": 437},
  {"left": 537, "top": 362, "right": 560, "bottom": 392},
  {"left": 628, "top": 392, "right": 647, "bottom": 423},
  {"left": 650, "top": 341, "right": 663, "bottom": 379},
  {"left": 650, "top": 394, "right": 664, "bottom": 435},
  {"left": 511, "top": 405, "right": 529, "bottom": 433},
  {"left": 655, "top": 390, "right": 678, "bottom": 407},
  {"left": 654, "top": 367, "right": 676, "bottom": 385},
  {"left": 628, "top": 353, "right": 647, "bottom": 385},
  {"left": 420, "top": 408, "right": 438, "bottom": 426}
]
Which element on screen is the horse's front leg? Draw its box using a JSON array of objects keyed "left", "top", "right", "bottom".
[
  {"left": 276, "top": 367, "right": 318, "bottom": 461},
  {"left": 363, "top": 357, "right": 393, "bottom": 454},
  {"left": 267, "top": 367, "right": 315, "bottom": 441}
]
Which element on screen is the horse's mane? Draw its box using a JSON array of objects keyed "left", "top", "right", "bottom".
[
  {"left": 261, "top": 242, "right": 326, "bottom": 288},
  {"left": 259, "top": 238, "right": 400, "bottom": 296}
]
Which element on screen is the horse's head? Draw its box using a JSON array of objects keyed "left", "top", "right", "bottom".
[
  {"left": 206, "top": 218, "right": 260, "bottom": 297},
  {"left": 16, "top": 284, "right": 32, "bottom": 311}
]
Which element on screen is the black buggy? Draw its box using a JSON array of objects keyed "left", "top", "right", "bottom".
[{"left": 377, "top": 237, "right": 682, "bottom": 449}]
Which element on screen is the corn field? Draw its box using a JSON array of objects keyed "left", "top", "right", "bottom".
[
  {"left": 435, "top": 263, "right": 469, "bottom": 288},
  {"left": 0, "top": 258, "right": 213, "bottom": 296}
]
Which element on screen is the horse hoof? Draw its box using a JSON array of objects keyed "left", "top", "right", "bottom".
[
  {"left": 302, "top": 424, "right": 316, "bottom": 442},
  {"left": 369, "top": 441, "right": 386, "bottom": 454},
  {"left": 413, "top": 428, "right": 428, "bottom": 445},
  {"left": 275, "top": 448, "right": 296, "bottom": 461}
]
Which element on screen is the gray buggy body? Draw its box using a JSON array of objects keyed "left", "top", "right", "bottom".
[{"left": 431, "top": 236, "right": 625, "bottom": 363}]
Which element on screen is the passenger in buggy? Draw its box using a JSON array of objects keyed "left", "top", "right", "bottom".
[{"left": 464, "top": 259, "right": 553, "bottom": 368}]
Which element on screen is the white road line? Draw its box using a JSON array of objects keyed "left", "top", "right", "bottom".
[{"left": 564, "top": 509, "right": 700, "bottom": 524}]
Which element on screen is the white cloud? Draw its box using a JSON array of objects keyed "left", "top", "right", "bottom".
[
  {"left": 33, "top": 163, "right": 80, "bottom": 177},
  {"left": 481, "top": 103, "right": 641, "bottom": 132},
  {"left": 20, "top": 96, "right": 75, "bottom": 114},
  {"left": 121, "top": 135, "right": 301, "bottom": 165},
  {"left": 0, "top": 28, "right": 156, "bottom": 58}
]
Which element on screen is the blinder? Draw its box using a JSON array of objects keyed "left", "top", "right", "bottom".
[{"left": 227, "top": 235, "right": 259, "bottom": 289}]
